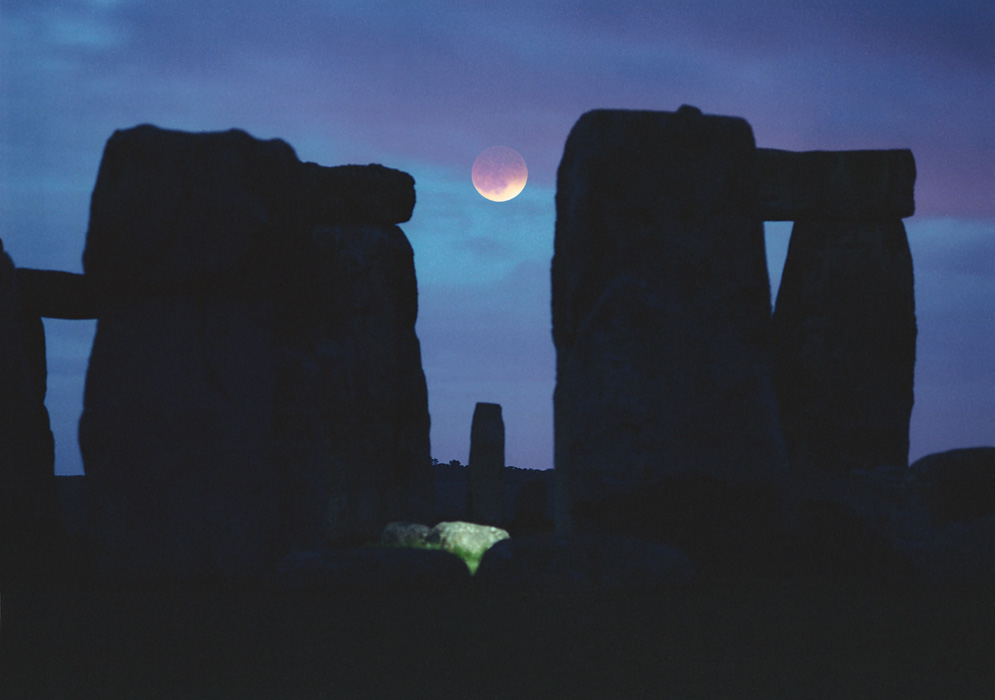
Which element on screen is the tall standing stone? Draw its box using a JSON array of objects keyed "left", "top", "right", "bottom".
[
  {"left": 552, "top": 107, "right": 788, "bottom": 537},
  {"left": 78, "top": 125, "right": 431, "bottom": 578},
  {"left": 763, "top": 149, "right": 917, "bottom": 475},
  {"left": 277, "top": 222, "right": 433, "bottom": 548},
  {"left": 1, "top": 242, "right": 59, "bottom": 586},
  {"left": 468, "top": 402, "right": 505, "bottom": 525}
]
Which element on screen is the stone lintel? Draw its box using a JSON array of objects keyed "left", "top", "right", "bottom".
[
  {"left": 757, "top": 148, "right": 915, "bottom": 221},
  {"left": 302, "top": 162, "right": 416, "bottom": 226},
  {"left": 16, "top": 269, "right": 105, "bottom": 319}
]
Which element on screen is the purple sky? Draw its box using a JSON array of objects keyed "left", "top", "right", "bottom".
[{"left": 1, "top": 0, "right": 992, "bottom": 475}]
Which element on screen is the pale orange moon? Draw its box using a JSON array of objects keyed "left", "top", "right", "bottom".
[{"left": 472, "top": 146, "right": 528, "bottom": 202}]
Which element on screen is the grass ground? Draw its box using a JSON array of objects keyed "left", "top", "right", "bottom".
[{"left": 3, "top": 578, "right": 993, "bottom": 699}]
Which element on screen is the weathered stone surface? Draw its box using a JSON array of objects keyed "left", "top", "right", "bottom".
[
  {"left": 275, "top": 547, "right": 471, "bottom": 591},
  {"left": 1, "top": 244, "right": 60, "bottom": 585},
  {"left": 552, "top": 106, "right": 788, "bottom": 534},
  {"left": 771, "top": 219, "right": 916, "bottom": 475},
  {"left": 757, "top": 148, "right": 916, "bottom": 221},
  {"left": 78, "top": 126, "right": 431, "bottom": 578},
  {"left": 380, "top": 521, "right": 431, "bottom": 548},
  {"left": 467, "top": 402, "right": 505, "bottom": 525},
  {"left": 425, "top": 521, "right": 510, "bottom": 561},
  {"left": 906, "top": 448, "right": 995, "bottom": 526},
  {"left": 476, "top": 534, "right": 695, "bottom": 592}
]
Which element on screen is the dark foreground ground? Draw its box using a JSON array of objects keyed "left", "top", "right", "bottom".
[{"left": 3, "top": 577, "right": 993, "bottom": 699}]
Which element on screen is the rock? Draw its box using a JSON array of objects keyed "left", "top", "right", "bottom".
[
  {"left": 475, "top": 534, "right": 695, "bottom": 592},
  {"left": 1, "top": 245, "right": 60, "bottom": 586},
  {"left": 914, "top": 515, "right": 995, "bottom": 589},
  {"left": 299, "top": 162, "right": 416, "bottom": 227},
  {"left": 82, "top": 125, "right": 302, "bottom": 295},
  {"left": 277, "top": 222, "right": 433, "bottom": 548},
  {"left": 82, "top": 125, "right": 415, "bottom": 295},
  {"left": 571, "top": 473, "right": 795, "bottom": 581},
  {"left": 552, "top": 106, "right": 789, "bottom": 534},
  {"left": 275, "top": 547, "right": 471, "bottom": 591},
  {"left": 467, "top": 402, "right": 505, "bottom": 525},
  {"left": 906, "top": 448, "right": 995, "bottom": 526},
  {"left": 757, "top": 148, "right": 916, "bottom": 221},
  {"left": 426, "top": 521, "right": 510, "bottom": 561},
  {"left": 771, "top": 219, "right": 917, "bottom": 474},
  {"left": 794, "top": 498, "right": 917, "bottom": 589},
  {"left": 380, "top": 522, "right": 431, "bottom": 548},
  {"left": 78, "top": 125, "right": 431, "bottom": 579}
]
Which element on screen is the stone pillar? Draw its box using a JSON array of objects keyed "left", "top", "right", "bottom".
[
  {"left": 78, "top": 125, "right": 431, "bottom": 579},
  {"left": 552, "top": 107, "right": 788, "bottom": 538},
  {"left": 468, "top": 402, "right": 505, "bottom": 525},
  {"left": 1, "top": 242, "right": 59, "bottom": 587},
  {"left": 760, "top": 149, "right": 917, "bottom": 475}
]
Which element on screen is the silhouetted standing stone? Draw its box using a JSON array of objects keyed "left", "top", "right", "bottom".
[
  {"left": 468, "top": 402, "right": 505, "bottom": 525},
  {"left": 552, "top": 107, "right": 788, "bottom": 536},
  {"left": 277, "top": 222, "right": 433, "bottom": 547},
  {"left": 1, "top": 243, "right": 59, "bottom": 586},
  {"left": 78, "top": 125, "right": 430, "bottom": 578},
  {"left": 769, "top": 149, "right": 917, "bottom": 475}
]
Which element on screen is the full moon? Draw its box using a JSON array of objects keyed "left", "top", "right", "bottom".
[{"left": 472, "top": 146, "right": 528, "bottom": 202}]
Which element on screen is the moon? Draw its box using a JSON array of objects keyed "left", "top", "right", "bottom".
[{"left": 472, "top": 146, "right": 528, "bottom": 202}]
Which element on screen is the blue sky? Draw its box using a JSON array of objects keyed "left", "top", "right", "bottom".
[{"left": 1, "top": 0, "right": 992, "bottom": 474}]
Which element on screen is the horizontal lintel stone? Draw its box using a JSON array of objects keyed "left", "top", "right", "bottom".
[
  {"left": 302, "top": 162, "right": 415, "bottom": 227},
  {"left": 757, "top": 148, "right": 915, "bottom": 221},
  {"left": 16, "top": 269, "right": 105, "bottom": 319}
]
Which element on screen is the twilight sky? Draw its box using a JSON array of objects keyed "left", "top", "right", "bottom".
[{"left": 1, "top": 0, "right": 992, "bottom": 475}]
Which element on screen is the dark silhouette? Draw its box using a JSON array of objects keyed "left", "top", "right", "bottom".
[
  {"left": 0, "top": 243, "right": 61, "bottom": 589},
  {"left": 552, "top": 106, "right": 790, "bottom": 538},
  {"left": 467, "top": 402, "right": 505, "bottom": 525},
  {"left": 70, "top": 125, "right": 431, "bottom": 580},
  {"left": 766, "top": 149, "right": 917, "bottom": 475}
]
